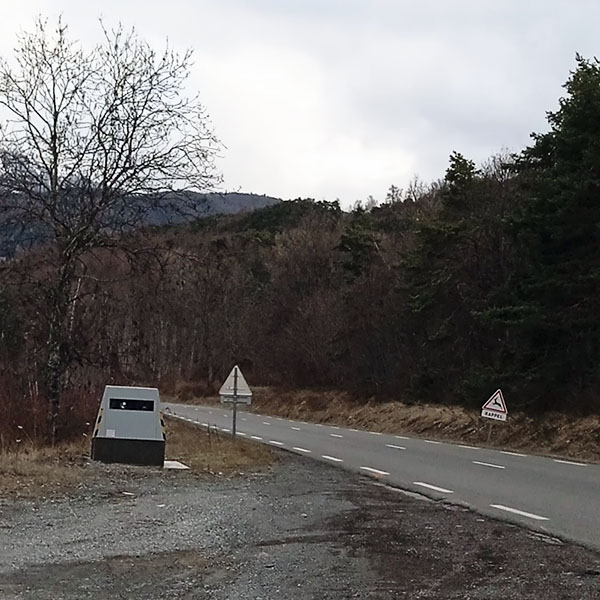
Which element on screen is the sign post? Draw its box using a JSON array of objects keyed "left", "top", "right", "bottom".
[
  {"left": 219, "top": 365, "right": 252, "bottom": 438},
  {"left": 481, "top": 389, "right": 508, "bottom": 443}
]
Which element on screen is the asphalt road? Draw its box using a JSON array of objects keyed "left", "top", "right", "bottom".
[{"left": 163, "top": 402, "right": 600, "bottom": 550}]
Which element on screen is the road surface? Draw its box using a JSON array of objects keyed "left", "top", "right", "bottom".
[{"left": 163, "top": 402, "right": 600, "bottom": 550}]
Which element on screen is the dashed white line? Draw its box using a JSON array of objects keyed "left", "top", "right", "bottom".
[
  {"left": 291, "top": 427, "right": 301, "bottom": 431},
  {"left": 360, "top": 467, "right": 389, "bottom": 476},
  {"left": 500, "top": 450, "right": 527, "bottom": 457},
  {"left": 424, "top": 440, "right": 441, "bottom": 445},
  {"left": 293, "top": 447, "right": 311, "bottom": 453},
  {"left": 330, "top": 426, "right": 340, "bottom": 429},
  {"left": 554, "top": 459, "right": 587, "bottom": 467},
  {"left": 241, "top": 418, "right": 247, "bottom": 421},
  {"left": 386, "top": 444, "right": 406, "bottom": 450},
  {"left": 473, "top": 460, "right": 505, "bottom": 470},
  {"left": 221, "top": 428, "right": 231, "bottom": 433},
  {"left": 369, "top": 432, "right": 383, "bottom": 436},
  {"left": 237, "top": 432, "right": 247, "bottom": 437},
  {"left": 459, "top": 444, "right": 480, "bottom": 450},
  {"left": 251, "top": 435, "right": 263, "bottom": 441},
  {"left": 268, "top": 440, "right": 284, "bottom": 446},
  {"left": 349, "top": 428, "right": 359, "bottom": 432},
  {"left": 262, "top": 421, "right": 271, "bottom": 426},
  {"left": 322, "top": 455, "right": 343, "bottom": 463},
  {"left": 490, "top": 504, "right": 549, "bottom": 521},
  {"left": 413, "top": 482, "right": 454, "bottom": 494},
  {"left": 330, "top": 433, "right": 343, "bottom": 438},
  {"left": 201, "top": 423, "right": 208, "bottom": 427},
  {"left": 395, "top": 435, "right": 410, "bottom": 440},
  {"left": 316, "top": 424, "right": 324, "bottom": 427}
]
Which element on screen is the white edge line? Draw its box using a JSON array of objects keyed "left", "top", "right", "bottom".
[
  {"left": 473, "top": 460, "right": 506, "bottom": 470},
  {"left": 360, "top": 466, "right": 389, "bottom": 476},
  {"left": 291, "top": 427, "right": 301, "bottom": 431},
  {"left": 424, "top": 440, "right": 441, "bottom": 445},
  {"left": 458, "top": 444, "right": 480, "bottom": 450},
  {"left": 395, "top": 435, "right": 410, "bottom": 440},
  {"left": 268, "top": 440, "right": 284, "bottom": 446},
  {"left": 250, "top": 435, "right": 262, "bottom": 440},
  {"left": 237, "top": 432, "right": 247, "bottom": 437},
  {"left": 322, "top": 455, "right": 343, "bottom": 462},
  {"left": 490, "top": 504, "right": 549, "bottom": 521},
  {"left": 554, "top": 459, "right": 587, "bottom": 467},
  {"left": 369, "top": 432, "right": 383, "bottom": 436},
  {"left": 500, "top": 450, "right": 527, "bottom": 457},
  {"left": 413, "top": 481, "right": 454, "bottom": 494},
  {"left": 293, "top": 447, "right": 311, "bottom": 453}
]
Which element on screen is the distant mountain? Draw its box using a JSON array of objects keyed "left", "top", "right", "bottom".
[
  {"left": 0, "top": 191, "right": 281, "bottom": 256},
  {"left": 199, "top": 192, "right": 280, "bottom": 215}
]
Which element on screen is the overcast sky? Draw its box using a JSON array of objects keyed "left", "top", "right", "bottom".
[{"left": 1, "top": 1, "right": 598, "bottom": 207}]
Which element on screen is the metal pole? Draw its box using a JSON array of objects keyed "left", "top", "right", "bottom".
[
  {"left": 232, "top": 367, "right": 238, "bottom": 438},
  {"left": 232, "top": 401, "right": 237, "bottom": 437}
]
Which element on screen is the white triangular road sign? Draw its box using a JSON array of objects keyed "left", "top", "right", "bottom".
[
  {"left": 219, "top": 365, "right": 252, "bottom": 398},
  {"left": 481, "top": 389, "right": 507, "bottom": 421},
  {"left": 482, "top": 389, "right": 507, "bottom": 413}
]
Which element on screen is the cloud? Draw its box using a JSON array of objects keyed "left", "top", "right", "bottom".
[{"left": 1, "top": 0, "right": 599, "bottom": 206}]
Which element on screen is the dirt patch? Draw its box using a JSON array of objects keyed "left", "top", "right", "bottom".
[
  {"left": 0, "top": 550, "right": 212, "bottom": 599},
  {"left": 332, "top": 483, "right": 600, "bottom": 599}
]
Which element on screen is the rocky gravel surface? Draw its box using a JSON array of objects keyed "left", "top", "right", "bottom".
[{"left": 1, "top": 454, "right": 599, "bottom": 599}]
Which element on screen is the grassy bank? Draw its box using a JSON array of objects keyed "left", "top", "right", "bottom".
[{"left": 0, "top": 417, "right": 276, "bottom": 499}]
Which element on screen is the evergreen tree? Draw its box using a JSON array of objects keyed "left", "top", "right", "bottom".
[{"left": 500, "top": 55, "right": 600, "bottom": 407}]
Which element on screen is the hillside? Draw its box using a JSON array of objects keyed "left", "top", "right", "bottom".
[
  {"left": 1, "top": 57, "right": 600, "bottom": 446},
  {"left": 0, "top": 192, "right": 280, "bottom": 257}
]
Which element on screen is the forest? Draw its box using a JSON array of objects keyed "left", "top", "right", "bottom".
[{"left": 1, "top": 35, "right": 599, "bottom": 444}]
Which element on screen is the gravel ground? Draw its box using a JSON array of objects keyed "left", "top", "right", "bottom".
[{"left": 1, "top": 454, "right": 599, "bottom": 599}]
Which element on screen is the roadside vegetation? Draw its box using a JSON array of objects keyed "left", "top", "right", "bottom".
[
  {"left": 176, "top": 387, "right": 600, "bottom": 462},
  {"left": 163, "top": 416, "right": 276, "bottom": 474},
  {"left": 0, "top": 18, "right": 599, "bottom": 450},
  {"left": 0, "top": 418, "right": 276, "bottom": 498}
]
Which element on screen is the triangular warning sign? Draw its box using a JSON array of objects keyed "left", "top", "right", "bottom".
[
  {"left": 482, "top": 389, "right": 507, "bottom": 414},
  {"left": 219, "top": 365, "right": 252, "bottom": 397}
]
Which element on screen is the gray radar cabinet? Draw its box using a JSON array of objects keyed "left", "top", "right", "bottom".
[{"left": 91, "top": 385, "right": 166, "bottom": 466}]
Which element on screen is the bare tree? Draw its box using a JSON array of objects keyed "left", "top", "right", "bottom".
[{"left": 0, "top": 18, "right": 221, "bottom": 442}]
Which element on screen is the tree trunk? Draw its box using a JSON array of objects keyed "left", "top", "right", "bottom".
[{"left": 45, "top": 262, "right": 74, "bottom": 445}]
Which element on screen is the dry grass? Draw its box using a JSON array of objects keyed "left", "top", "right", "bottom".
[
  {"left": 0, "top": 416, "right": 277, "bottom": 499},
  {"left": 164, "top": 416, "right": 276, "bottom": 474},
  {"left": 0, "top": 437, "right": 90, "bottom": 498}
]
